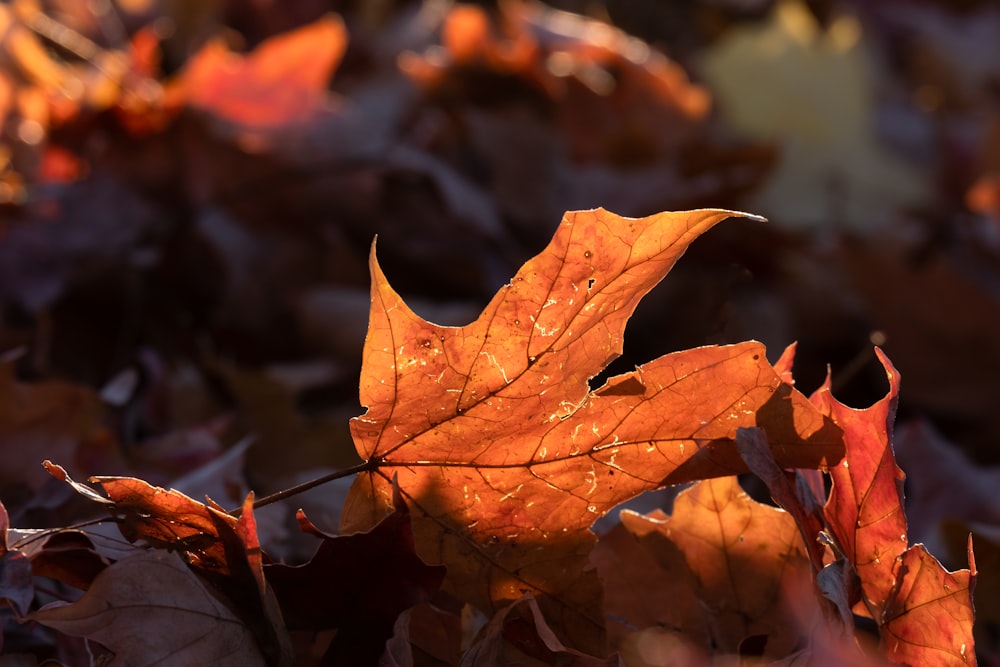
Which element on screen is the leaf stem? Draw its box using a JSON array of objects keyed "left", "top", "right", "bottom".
[{"left": 230, "top": 460, "right": 377, "bottom": 516}]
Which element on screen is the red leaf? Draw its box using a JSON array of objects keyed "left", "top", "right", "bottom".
[
  {"left": 169, "top": 15, "right": 347, "bottom": 129},
  {"left": 27, "top": 531, "right": 108, "bottom": 592},
  {"left": 811, "top": 348, "right": 907, "bottom": 619},
  {"left": 883, "top": 541, "right": 977, "bottom": 666}
]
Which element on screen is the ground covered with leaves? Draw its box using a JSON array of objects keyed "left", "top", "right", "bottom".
[{"left": 0, "top": 0, "right": 997, "bottom": 665}]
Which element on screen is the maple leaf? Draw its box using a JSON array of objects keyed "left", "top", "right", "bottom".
[
  {"left": 341, "top": 207, "right": 844, "bottom": 652},
  {"left": 591, "top": 511, "right": 707, "bottom": 650}
]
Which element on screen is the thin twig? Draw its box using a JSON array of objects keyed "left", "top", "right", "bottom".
[{"left": 11, "top": 516, "right": 118, "bottom": 550}]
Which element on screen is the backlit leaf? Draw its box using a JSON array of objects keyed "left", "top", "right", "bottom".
[
  {"left": 341, "top": 207, "right": 843, "bottom": 651},
  {"left": 811, "top": 348, "right": 906, "bottom": 619},
  {"left": 89, "top": 476, "right": 236, "bottom": 575},
  {"left": 618, "top": 477, "right": 816, "bottom": 658},
  {"left": 883, "top": 541, "right": 977, "bottom": 666}
]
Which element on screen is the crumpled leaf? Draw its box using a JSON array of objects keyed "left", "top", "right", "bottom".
[
  {"left": 341, "top": 207, "right": 843, "bottom": 652},
  {"left": 810, "top": 348, "right": 906, "bottom": 619},
  {"left": 28, "top": 550, "right": 267, "bottom": 665},
  {"left": 86, "top": 475, "right": 238, "bottom": 575},
  {"left": 380, "top": 600, "right": 464, "bottom": 667},
  {"left": 26, "top": 530, "right": 108, "bottom": 592},
  {"left": 883, "top": 540, "right": 977, "bottom": 667},
  {"left": 801, "top": 347, "right": 977, "bottom": 663}
]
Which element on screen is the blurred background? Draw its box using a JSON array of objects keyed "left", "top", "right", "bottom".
[{"left": 0, "top": 0, "right": 999, "bottom": 657}]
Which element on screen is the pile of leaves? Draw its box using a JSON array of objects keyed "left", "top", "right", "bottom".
[
  {"left": 1, "top": 207, "right": 977, "bottom": 664},
  {"left": 0, "top": 0, "right": 996, "bottom": 664}
]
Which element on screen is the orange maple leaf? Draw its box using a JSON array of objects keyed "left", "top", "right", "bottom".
[{"left": 340, "top": 207, "right": 844, "bottom": 651}]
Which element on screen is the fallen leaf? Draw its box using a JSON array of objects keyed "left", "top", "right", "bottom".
[
  {"left": 380, "top": 601, "right": 464, "bottom": 667},
  {"left": 87, "top": 475, "right": 237, "bottom": 575},
  {"left": 0, "top": 353, "right": 104, "bottom": 496},
  {"left": 168, "top": 15, "right": 347, "bottom": 130},
  {"left": 25, "top": 530, "right": 108, "bottom": 592},
  {"left": 266, "top": 483, "right": 445, "bottom": 665},
  {"left": 206, "top": 494, "right": 294, "bottom": 666},
  {"left": 625, "top": 476, "right": 816, "bottom": 657},
  {"left": 883, "top": 540, "right": 977, "bottom": 666},
  {"left": 341, "top": 207, "right": 843, "bottom": 653},
  {"left": 735, "top": 426, "right": 828, "bottom": 571},
  {"left": 810, "top": 348, "right": 906, "bottom": 620},
  {"left": 460, "top": 593, "right": 621, "bottom": 667},
  {"left": 592, "top": 511, "right": 707, "bottom": 649},
  {"left": 37, "top": 470, "right": 293, "bottom": 663},
  {"left": 29, "top": 550, "right": 267, "bottom": 665},
  {"left": 797, "top": 345, "right": 978, "bottom": 663}
]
